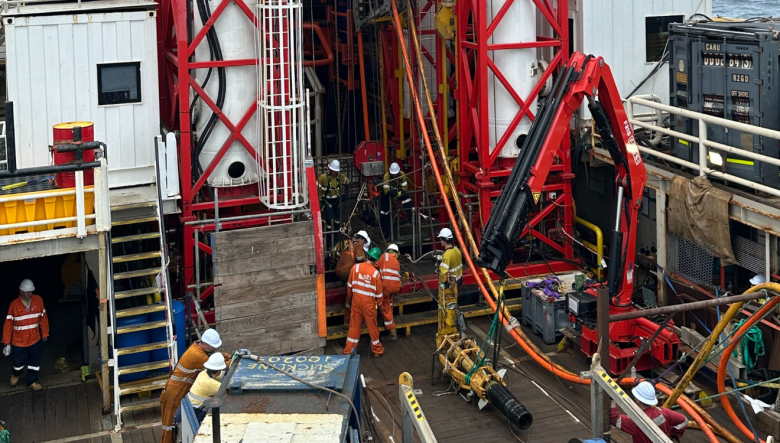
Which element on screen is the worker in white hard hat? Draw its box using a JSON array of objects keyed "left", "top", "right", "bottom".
[
  {"left": 174, "top": 353, "right": 227, "bottom": 426},
  {"left": 160, "top": 329, "right": 231, "bottom": 443},
  {"left": 353, "top": 230, "right": 371, "bottom": 263},
  {"left": 438, "top": 228, "right": 463, "bottom": 288},
  {"left": 610, "top": 381, "right": 688, "bottom": 443},
  {"left": 380, "top": 162, "right": 413, "bottom": 237},
  {"left": 2, "top": 279, "right": 48, "bottom": 391},
  {"left": 750, "top": 274, "right": 767, "bottom": 285},
  {"left": 317, "top": 159, "right": 351, "bottom": 236},
  {"left": 378, "top": 244, "right": 402, "bottom": 342}
]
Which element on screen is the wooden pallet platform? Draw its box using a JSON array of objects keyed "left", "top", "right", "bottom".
[{"left": 327, "top": 298, "right": 522, "bottom": 339}]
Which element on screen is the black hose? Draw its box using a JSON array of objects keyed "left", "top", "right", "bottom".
[
  {"left": 192, "top": 0, "right": 227, "bottom": 185},
  {"left": 486, "top": 382, "right": 533, "bottom": 430}
]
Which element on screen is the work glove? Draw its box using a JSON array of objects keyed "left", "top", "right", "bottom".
[
  {"left": 2, "top": 344, "right": 10, "bottom": 357},
  {"left": 345, "top": 302, "right": 351, "bottom": 309}
]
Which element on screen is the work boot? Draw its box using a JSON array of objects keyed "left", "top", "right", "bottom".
[
  {"left": 9, "top": 375, "right": 19, "bottom": 387},
  {"left": 381, "top": 329, "right": 398, "bottom": 342},
  {"left": 373, "top": 353, "right": 383, "bottom": 358},
  {"left": 30, "top": 382, "right": 42, "bottom": 391}
]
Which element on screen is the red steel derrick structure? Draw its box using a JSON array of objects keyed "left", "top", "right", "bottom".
[
  {"left": 388, "top": 0, "right": 576, "bottom": 276},
  {"left": 156, "top": 0, "right": 331, "bottom": 322},
  {"left": 455, "top": 0, "right": 573, "bottom": 269}
]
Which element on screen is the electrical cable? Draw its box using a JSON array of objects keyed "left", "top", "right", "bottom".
[{"left": 192, "top": 0, "right": 227, "bottom": 185}]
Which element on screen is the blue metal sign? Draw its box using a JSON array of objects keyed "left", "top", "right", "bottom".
[{"left": 228, "top": 355, "right": 351, "bottom": 393}]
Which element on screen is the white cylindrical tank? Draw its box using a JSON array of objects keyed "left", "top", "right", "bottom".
[
  {"left": 192, "top": 0, "right": 260, "bottom": 187},
  {"left": 487, "top": 0, "right": 536, "bottom": 158},
  {"left": 257, "top": 0, "right": 308, "bottom": 209}
]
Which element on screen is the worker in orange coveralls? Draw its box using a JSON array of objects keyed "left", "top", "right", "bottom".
[
  {"left": 378, "top": 244, "right": 401, "bottom": 342},
  {"left": 160, "top": 329, "right": 231, "bottom": 443},
  {"left": 2, "top": 279, "right": 49, "bottom": 391},
  {"left": 343, "top": 247, "right": 384, "bottom": 358},
  {"left": 335, "top": 239, "right": 357, "bottom": 282},
  {"left": 343, "top": 230, "right": 372, "bottom": 329}
]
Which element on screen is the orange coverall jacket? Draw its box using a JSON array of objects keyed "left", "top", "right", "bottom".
[
  {"left": 377, "top": 252, "right": 401, "bottom": 295},
  {"left": 3, "top": 294, "right": 49, "bottom": 347}
]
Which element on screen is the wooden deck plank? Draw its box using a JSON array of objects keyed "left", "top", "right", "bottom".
[
  {"left": 21, "top": 389, "right": 33, "bottom": 443},
  {"left": 75, "top": 383, "right": 92, "bottom": 436},
  {"left": 31, "top": 389, "right": 47, "bottom": 443},
  {"left": 86, "top": 382, "right": 105, "bottom": 435},
  {"left": 64, "top": 384, "right": 80, "bottom": 439},
  {"left": 44, "top": 387, "right": 58, "bottom": 441}
]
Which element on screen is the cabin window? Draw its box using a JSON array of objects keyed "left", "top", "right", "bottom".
[
  {"left": 97, "top": 62, "right": 142, "bottom": 105},
  {"left": 645, "top": 15, "right": 683, "bottom": 63}
]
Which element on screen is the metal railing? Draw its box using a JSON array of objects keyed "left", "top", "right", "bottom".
[
  {"left": 624, "top": 96, "right": 780, "bottom": 198},
  {"left": 0, "top": 158, "right": 111, "bottom": 242},
  {"left": 0, "top": 121, "right": 6, "bottom": 170}
]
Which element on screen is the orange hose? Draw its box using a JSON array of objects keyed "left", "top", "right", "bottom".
[
  {"left": 386, "top": 2, "right": 718, "bottom": 441},
  {"left": 655, "top": 384, "right": 718, "bottom": 442},
  {"left": 717, "top": 290, "right": 780, "bottom": 443}
]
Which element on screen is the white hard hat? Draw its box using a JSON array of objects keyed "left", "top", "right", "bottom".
[
  {"left": 328, "top": 159, "right": 341, "bottom": 172},
  {"left": 437, "top": 228, "right": 453, "bottom": 240},
  {"left": 19, "top": 279, "right": 35, "bottom": 292},
  {"left": 204, "top": 353, "right": 227, "bottom": 371},
  {"left": 631, "top": 381, "right": 658, "bottom": 406},
  {"left": 389, "top": 162, "right": 401, "bottom": 175},
  {"left": 201, "top": 328, "right": 223, "bottom": 349},
  {"left": 387, "top": 244, "right": 399, "bottom": 252},
  {"left": 750, "top": 275, "right": 767, "bottom": 285},
  {"left": 356, "top": 230, "right": 371, "bottom": 246}
]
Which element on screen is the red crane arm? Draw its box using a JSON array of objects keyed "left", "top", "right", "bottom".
[{"left": 526, "top": 52, "right": 647, "bottom": 306}]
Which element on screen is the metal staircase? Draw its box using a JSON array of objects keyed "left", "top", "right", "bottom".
[{"left": 107, "top": 183, "right": 175, "bottom": 427}]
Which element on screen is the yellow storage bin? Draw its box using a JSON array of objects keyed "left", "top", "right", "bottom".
[{"left": 0, "top": 186, "right": 95, "bottom": 235}]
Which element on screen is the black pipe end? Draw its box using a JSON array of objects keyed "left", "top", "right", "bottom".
[{"left": 486, "top": 382, "right": 533, "bottom": 430}]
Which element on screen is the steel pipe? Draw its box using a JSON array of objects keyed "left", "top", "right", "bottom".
[
  {"left": 630, "top": 118, "right": 780, "bottom": 167},
  {"left": 630, "top": 96, "right": 780, "bottom": 140},
  {"left": 633, "top": 145, "right": 780, "bottom": 198},
  {"left": 609, "top": 290, "right": 769, "bottom": 322}
]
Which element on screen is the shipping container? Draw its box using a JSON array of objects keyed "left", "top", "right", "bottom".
[{"left": 3, "top": 1, "right": 161, "bottom": 188}]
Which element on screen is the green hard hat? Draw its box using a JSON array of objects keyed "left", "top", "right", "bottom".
[{"left": 367, "top": 246, "right": 382, "bottom": 261}]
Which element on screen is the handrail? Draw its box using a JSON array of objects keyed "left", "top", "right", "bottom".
[
  {"left": 625, "top": 96, "right": 780, "bottom": 198},
  {"left": 575, "top": 216, "right": 604, "bottom": 280},
  {"left": 0, "top": 159, "right": 110, "bottom": 239},
  {"left": 0, "top": 121, "right": 6, "bottom": 169}
]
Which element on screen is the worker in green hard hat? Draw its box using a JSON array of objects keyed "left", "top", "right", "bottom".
[{"left": 343, "top": 246, "right": 385, "bottom": 358}]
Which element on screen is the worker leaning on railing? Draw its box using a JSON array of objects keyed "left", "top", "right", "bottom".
[{"left": 611, "top": 381, "right": 688, "bottom": 443}]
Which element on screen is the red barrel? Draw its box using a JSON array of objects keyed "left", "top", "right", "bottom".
[{"left": 52, "top": 122, "right": 96, "bottom": 188}]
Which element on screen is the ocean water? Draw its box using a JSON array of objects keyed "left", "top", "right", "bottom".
[{"left": 712, "top": 0, "right": 779, "bottom": 19}]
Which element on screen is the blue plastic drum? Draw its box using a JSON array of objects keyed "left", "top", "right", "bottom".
[
  {"left": 115, "top": 314, "right": 151, "bottom": 382},
  {"left": 150, "top": 300, "right": 186, "bottom": 362}
]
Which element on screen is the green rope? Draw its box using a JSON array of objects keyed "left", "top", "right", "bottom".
[
  {"left": 732, "top": 318, "right": 765, "bottom": 373},
  {"left": 465, "top": 282, "right": 505, "bottom": 386}
]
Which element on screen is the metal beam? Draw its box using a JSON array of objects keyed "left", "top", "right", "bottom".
[{"left": 0, "top": 232, "right": 99, "bottom": 261}]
